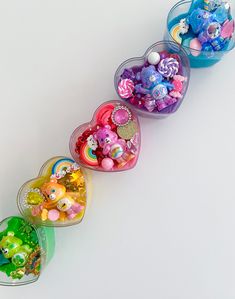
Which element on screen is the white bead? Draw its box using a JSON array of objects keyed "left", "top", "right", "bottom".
[{"left": 147, "top": 52, "right": 161, "bottom": 65}]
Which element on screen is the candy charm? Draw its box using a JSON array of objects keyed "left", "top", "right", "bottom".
[
  {"left": 70, "top": 101, "right": 140, "bottom": 172},
  {"left": 18, "top": 157, "right": 88, "bottom": 227},
  {"left": 96, "top": 103, "right": 115, "bottom": 126},
  {"left": 158, "top": 58, "right": 179, "bottom": 78},
  {"left": 118, "top": 79, "right": 135, "bottom": 99}
]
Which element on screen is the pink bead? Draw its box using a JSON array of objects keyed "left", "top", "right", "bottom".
[
  {"left": 221, "top": 20, "right": 235, "bottom": 39},
  {"left": 32, "top": 206, "right": 41, "bottom": 216},
  {"left": 172, "top": 80, "right": 183, "bottom": 92},
  {"left": 48, "top": 209, "right": 60, "bottom": 221},
  {"left": 72, "top": 203, "right": 84, "bottom": 213},
  {"left": 169, "top": 91, "right": 182, "bottom": 99},
  {"left": 101, "top": 158, "right": 114, "bottom": 170},
  {"left": 156, "top": 100, "right": 168, "bottom": 111},
  {"left": 118, "top": 79, "right": 134, "bottom": 99},
  {"left": 67, "top": 212, "right": 77, "bottom": 220},
  {"left": 190, "top": 38, "right": 202, "bottom": 57},
  {"left": 173, "top": 75, "right": 186, "bottom": 82}
]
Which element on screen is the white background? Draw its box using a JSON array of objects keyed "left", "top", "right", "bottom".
[{"left": 0, "top": 0, "right": 235, "bottom": 298}]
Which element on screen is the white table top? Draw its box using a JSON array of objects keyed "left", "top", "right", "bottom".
[{"left": 0, "top": 0, "right": 234, "bottom": 298}]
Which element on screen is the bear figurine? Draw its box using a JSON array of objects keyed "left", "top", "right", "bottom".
[
  {"left": 0, "top": 232, "right": 32, "bottom": 268},
  {"left": 134, "top": 66, "right": 176, "bottom": 112},
  {"left": 93, "top": 125, "right": 134, "bottom": 167}
]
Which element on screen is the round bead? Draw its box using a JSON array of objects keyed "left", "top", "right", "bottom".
[
  {"left": 48, "top": 209, "right": 60, "bottom": 221},
  {"left": 190, "top": 38, "right": 202, "bottom": 57},
  {"left": 101, "top": 158, "right": 114, "bottom": 170},
  {"left": 147, "top": 52, "right": 161, "bottom": 65},
  {"left": 152, "top": 84, "right": 168, "bottom": 100},
  {"left": 110, "top": 144, "right": 124, "bottom": 159}
]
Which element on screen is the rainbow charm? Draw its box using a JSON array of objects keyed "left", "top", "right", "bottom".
[
  {"left": 52, "top": 158, "right": 75, "bottom": 176},
  {"left": 170, "top": 23, "right": 183, "bottom": 44},
  {"left": 204, "top": 0, "right": 210, "bottom": 11},
  {"left": 80, "top": 142, "right": 98, "bottom": 166}
]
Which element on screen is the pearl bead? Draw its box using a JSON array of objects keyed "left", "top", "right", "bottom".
[
  {"left": 48, "top": 209, "right": 60, "bottom": 221},
  {"left": 147, "top": 52, "right": 161, "bottom": 65},
  {"left": 101, "top": 158, "right": 114, "bottom": 171}
]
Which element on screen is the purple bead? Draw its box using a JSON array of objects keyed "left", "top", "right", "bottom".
[
  {"left": 164, "top": 95, "right": 178, "bottom": 106},
  {"left": 121, "top": 68, "right": 135, "bottom": 80},
  {"left": 160, "top": 51, "right": 170, "bottom": 59},
  {"left": 144, "top": 97, "right": 156, "bottom": 112},
  {"left": 156, "top": 99, "right": 168, "bottom": 111}
]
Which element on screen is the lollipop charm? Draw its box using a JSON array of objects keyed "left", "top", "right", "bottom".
[
  {"left": 118, "top": 79, "right": 135, "bottom": 99},
  {"left": 158, "top": 58, "right": 179, "bottom": 78}
]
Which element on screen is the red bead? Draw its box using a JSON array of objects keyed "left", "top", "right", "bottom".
[
  {"left": 136, "top": 99, "right": 144, "bottom": 108},
  {"left": 170, "top": 54, "right": 180, "bottom": 62}
]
